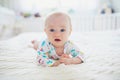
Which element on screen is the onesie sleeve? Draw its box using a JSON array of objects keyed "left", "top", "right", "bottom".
[
  {"left": 67, "top": 41, "right": 84, "bottom": 62},
  {"left": 36, "top": 40, "right": 55, "bottom": 67}
]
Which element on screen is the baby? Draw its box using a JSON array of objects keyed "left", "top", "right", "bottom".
[{"left": 32, "top": 12, "right": 84, "bottom": 67}]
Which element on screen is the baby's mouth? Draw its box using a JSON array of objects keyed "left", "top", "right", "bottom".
[{"left": 54, "top": 39, "right": 61, "bottom": 42}]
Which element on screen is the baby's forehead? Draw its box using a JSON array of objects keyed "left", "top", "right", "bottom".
[
  {"left": 45, "top": 12, "right": 72, "bottom": 28},
  {"left": 46, "top": 13, "right": 70, "bottom": 22},
  {"left": 48, "top": 12, "right": 69, "bottom": 18}
]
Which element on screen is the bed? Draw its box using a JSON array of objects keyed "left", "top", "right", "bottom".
[{"left": 0, "top": 30, "right": 120, "bottom": 80}]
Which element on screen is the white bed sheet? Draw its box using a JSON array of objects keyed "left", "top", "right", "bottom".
[{"left": 0, "top": 30, "right": 120, "bottom": 80}]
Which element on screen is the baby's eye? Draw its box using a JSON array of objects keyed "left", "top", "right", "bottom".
[
  {"left": 50, "top": 29, "right": 55, "bottom": 32},
  {"left": 60, "top": 29, "right": 65, "bottom": 32}
]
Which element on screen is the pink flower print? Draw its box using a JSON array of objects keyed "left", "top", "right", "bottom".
[
  {"left": 38, "top": 59, "right": 41, "bottom": 63},
  {"left": 41, "top": 60, "right": 44, "bottom": 64},
  {"left": 40, "top": 48, "right": 43, "bottom": 51},
  {"left": 51, "top": 56, "right": 54, "bottom": 59}
]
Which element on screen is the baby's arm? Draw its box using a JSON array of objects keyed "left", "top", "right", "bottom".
[
  {"left": 32, "top": 40, "right": 39, "bottom": 50},
  {"left": 59, "top": 57, "right": 82, "bottom": 65},
  {"left": 71, "top": 57, "right": 83, "bottom": 64},
  {"left": 35, "top": 39, "right": 62, "bottom": 67},
  {"left": 59, "top": 41, "right": 84, "bottom": 65},
  {"left": 61, "top": 54, "right": 71, "bottom": 58},
  {"left": 51, "top": 60, "right": 61, "bottom": 67},
  {"left": 59, "top": 53, "right": 83, "bottom": 65},
  {"left": 37, "top": 51, "right": 61, "bottom": 67}
]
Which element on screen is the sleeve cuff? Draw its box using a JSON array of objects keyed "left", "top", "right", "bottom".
[{"left": 76, "top": 55, "right": 84, "bottom": 63}]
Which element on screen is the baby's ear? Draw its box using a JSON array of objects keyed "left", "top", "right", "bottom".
[
  {"left": 44, "top": 28, "right": 47, "bottom": 35},
  {"left": 44, "top": 28, "right": 46, "bottom": 32},
  {"left": 69, "top": 27, "right": 72, "bottom": 35}
]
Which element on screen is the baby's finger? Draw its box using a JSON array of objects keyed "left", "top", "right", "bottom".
[
  {"left": 59, "top": 59, "right": 64, "bottom": 62},
  {"left": 59, "top": 59, "right": 66, "bottom": 62}
]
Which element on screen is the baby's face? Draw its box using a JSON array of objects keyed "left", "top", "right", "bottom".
[{"left": 44, "top": 14, "right": 71, "bottom": 48}]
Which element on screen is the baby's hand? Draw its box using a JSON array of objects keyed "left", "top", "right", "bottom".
[
  {"left": 61, "top": 54, "right": 70, "bottom": 58},
  {"left": 31, "top": 40, "right": 39, "bottom": 50},
  {"left": 59, "top": 54, "right": 73, "bottom": 65},
  {"left": 59, "top": 58, "right": 72, "bottom": 65},
  {"left": 51, "top": 61, "right": 61, "bottom": 67}
]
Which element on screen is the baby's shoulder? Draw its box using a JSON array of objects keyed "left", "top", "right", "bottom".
[
  {"left": 66, "top": 40, "right": 75, "bottom": 45},
  {"left": 65, "top": 40, "right": 76, "bottom": 47},
  {"left": 65, "top": 40, "right": 79, "bottom": 49},
  {"left": 39, "top": 39, "right": 50, "bottom": 46}
]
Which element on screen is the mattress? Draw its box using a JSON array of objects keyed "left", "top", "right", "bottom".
[{"left": 0, "top": 30, "right": 120, "bottom": 80}]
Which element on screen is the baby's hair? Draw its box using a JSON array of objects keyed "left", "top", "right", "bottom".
[{"left": 44, "top": 12, "right": 72, "bottom": 29}]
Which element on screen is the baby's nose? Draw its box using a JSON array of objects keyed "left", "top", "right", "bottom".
[{"left": 54, "top": 31, "right": 61, "bottom": 36}]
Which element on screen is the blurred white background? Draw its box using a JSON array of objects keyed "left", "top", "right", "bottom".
[{"left": 0, "top": 0, "right": 120, "bottom": 40}]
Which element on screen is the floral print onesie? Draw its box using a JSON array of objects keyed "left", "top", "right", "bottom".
[{"left": 36, "top": 39, "right": 84, "bottom": 67}]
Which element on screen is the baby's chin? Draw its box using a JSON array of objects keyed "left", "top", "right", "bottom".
[{"left": 52, "top": 43, "right": 64, "bottom": 48}]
